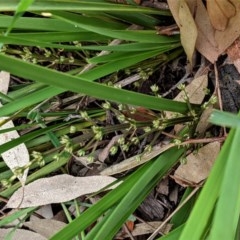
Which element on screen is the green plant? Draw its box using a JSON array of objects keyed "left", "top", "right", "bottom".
[{"left": 0, "top": 1, "right": 239, "bottom": 240}]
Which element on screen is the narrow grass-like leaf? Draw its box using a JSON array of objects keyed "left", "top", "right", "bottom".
[
  {"left": 79, "top": 50, "right": 168, "bottom": 80},
  {"left": 85, "top": 147, "right": 185, "bottom": 240},
  {"left": 4, "top": 0, "right": 35, "bottom": 35},
  {"left": 0, "top": 15, "right": 80, "bottom": 32},
  {"left": 0, "top": 1, "right": 166, "bottom": 15},
  {"left": 0, "top": 86, "right": 63, "bottom": 117},
  {"left": 0, "top": 207, "right": 36, "bottom": 227},
  {"left": 179, "top": 129, "right": 236, "bottom": 239},
  {"left": 10, "top": 31, "right": 110, "bottom": 42},
  {"left": 50, "top": 160, "right": 154, "bottom": 240},
  {"left": 108, "top": 12, "right": 161, "bottom": 28},
  {"left": 0, "top": 53, "right": 194, "bottom": 115},
  {"left": 170, "top": 188, "right": 198, "bottom": 228},
  {"left": 209, "top": 127, "right": 240, "bottom": 239},
  {"left": 0, "top": 123, "right": 65, "bottom": 155},
  {"left": 0, "top": 35, "right": 87, "bottom": 50},
  {"left": 158, "top": 225, "right": 184, "bottom": 240},
  {"left": 209, "top": 109, "right": 240, "bottom": 128},
  {"left": 50, "top": 147, "right": 184, "bottom": 240},
  {"left": 52, "top": 11, "right": 179, "bottom": 43}
]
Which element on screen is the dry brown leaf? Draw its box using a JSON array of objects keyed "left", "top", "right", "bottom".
[
  {"left": 227, "top": 37, "right": 240, "bottom": 73},
  {"left": 169, "top": 0, "right": 240, "bottom": 63},
  {"left": 117, "top": 221, "right": 172, "bottom": 238},
  {"left": 0, "top": 228, "right": 47, "bottom": 240},
  {"left": 0, "top": 71, "right": 29, "bottom": 184},
  {"left": 215, "top": 1, "right": 240, "bottom": 54},
  {"left": 7, "top": 174, "right": 117, "bottom": 208},
  {"left": 207, "top": 0, "right": 229, "bottom": 31},
  {"left": 195, "top": 104, "right": 214, "bottom": 136},
  {"left": 173, "top": 141, "right": 220, "bottom": 187},
  {"left": 216, "top": 0, "right": 236, "bottom": 18},
  {"left": 24, "top": 219, "right": 66, "bottom": 238},
  {"left": 195, "top": 0, "right": 220, "bottom": 62}
]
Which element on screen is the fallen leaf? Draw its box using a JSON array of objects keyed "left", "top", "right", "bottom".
[
  {"left": 116, "top": 221, "right": 172, "bottom": 238},
  {"left": 168, "top": 0, "right": 240, "bottom": 63},
  {"left": 179, "top": 0, "right": 198, "bottom": 65},
  {"left": 24, "top": 219, "right": 66, "bottom": 238},
  {"left": 207, "top": 0, "right": 229, "bottom": 31},
  {"left": 31, "top": 205, "right": 53, "bottom": 220},
  {"left": 165, "top": 74, "right": 208, "bottom": 132},
  {"left": 174, "top": 74, "right": 208, "bottom": 104},
  {"left": 7, "top": 174, "right": 117, "bottom": 208},
  {"left": 216, "top": 0, "right": 236, "bottom": 18},
  {"left": 168, "top": 0, "right": 198, "bottom": 65},
  {"left": 0, "top": 71, "right": 29, "bottom": 184},
  {"left": 195, "top": 0, "right": 220, "bottom": 62},
  {"left": 0, "top": 228, "right": 47, "bottom": 240},
  {"left": 101, "top": 142, "right": 173, "bottom": 175},
  {"left": 227, "top": 37, "right": 240, "bottom": 73},
  {"left": 173, "top": 141, "right": 220, "bottom": 187},
  {"left": 195, "top": 104, "right": 214, "bottom": 136}
]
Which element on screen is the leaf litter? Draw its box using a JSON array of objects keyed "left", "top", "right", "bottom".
[{"left": 7, "top": 174, "right": 118, "bottom": 208}]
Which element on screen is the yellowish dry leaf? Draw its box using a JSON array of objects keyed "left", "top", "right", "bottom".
[
  {"left": 179, "top": 0, "right": 198, "bottom": 65},
  {"left": 168, "top": 0, "right": 198, "bottom": 65}
]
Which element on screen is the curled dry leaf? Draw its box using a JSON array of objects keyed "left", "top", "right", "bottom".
[
  {"left": 168, "top": 0, "right": 240, "bottom": 63},
  {"left": 0, "top": 228, "right": 47, "bottom": 240},
  {"left": 173, "top": 141, "right": 220, "bottom": 187},
  {"left": 0, "top": 71, "right": 29, "bottom": 184},
  {"left": 7, "top": 174, "right": 117, "bottom": 208}
]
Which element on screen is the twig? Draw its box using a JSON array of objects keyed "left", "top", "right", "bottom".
[{"left": 214, "top": 62, "right": 227, "bottom": 136}]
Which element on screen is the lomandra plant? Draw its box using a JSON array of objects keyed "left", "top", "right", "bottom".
[{"left": 0, "top": 1, "right": 239, "bottom": 240}]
